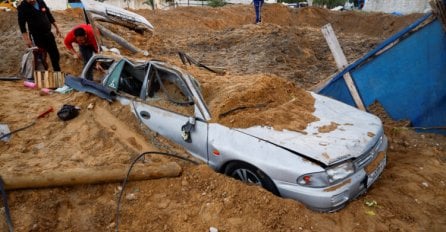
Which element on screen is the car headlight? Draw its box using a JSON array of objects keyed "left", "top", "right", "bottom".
[
  {"left": 297, "top": 161, "right": 354, "bottom": 188},
  {"left": 326, "top": 161, "right": 354, "bottom": 183}
]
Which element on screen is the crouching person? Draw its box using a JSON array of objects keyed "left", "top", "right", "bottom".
[{"left": 64, "top": 24, "right": 99, "bottom": 80}]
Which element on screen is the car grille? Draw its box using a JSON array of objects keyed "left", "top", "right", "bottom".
[{"left": 354, "top": 136, "right": 383, "bottom": 170}]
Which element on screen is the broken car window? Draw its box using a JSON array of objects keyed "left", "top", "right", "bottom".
[
  {"left": 104, "top": 59, "right": 147, "bottom": 98},
  {"left": 144, "top": 65, "right": 194, "bottom": 116}
]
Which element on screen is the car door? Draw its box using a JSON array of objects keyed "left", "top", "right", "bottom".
[{"left": 132, "top": 64, "right": 209, "bottom": 163}]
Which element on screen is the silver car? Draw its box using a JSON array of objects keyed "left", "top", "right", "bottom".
[{"left": 78, "top": 56, "right": 388, "bottom": 212}]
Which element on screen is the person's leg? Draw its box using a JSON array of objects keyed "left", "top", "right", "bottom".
[
  {"left": 33, "top": 48, "right": 49, "bottom": 71},
  {"left": 254, "top": 1, "right": 261, "bottom": 23},
  {"left": 45, "top": 33, "right": 61, "bottom": 71},
  {"left": 259, "top": 1, "right": 264, "bottom": 22},
  {"left": 79, "top": 45, "right": 94, "bottom": 80}
]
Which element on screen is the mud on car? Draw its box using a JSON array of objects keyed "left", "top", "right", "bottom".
[{"left": 68, "top": 54, "right": 388, "bottom": 212}]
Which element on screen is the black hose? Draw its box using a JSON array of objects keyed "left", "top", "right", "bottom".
[
  {"left": 0, "top": 77, "right": 21, "bottom": 81},
  {"left": 115, "top": 151, "right": 198, "bottom": 232},
  {"left": 177, "top": 52, "right": 223, "bottom": 74},
  {"left": 0, "top": 121, "right": 35, "bottom": 141}
]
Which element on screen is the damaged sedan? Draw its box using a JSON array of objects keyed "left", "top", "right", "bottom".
[
  {"left": 67, "top": 54, "right": 388, "bottom": 212},
  {"left": 70, "top": 0, "right": 388, "bottom": 212}
]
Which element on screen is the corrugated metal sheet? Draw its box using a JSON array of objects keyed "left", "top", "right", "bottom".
[{"left": 318, "top": 16, "right": 446, "bottom": 134}]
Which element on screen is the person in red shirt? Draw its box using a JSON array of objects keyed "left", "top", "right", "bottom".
[{"left": 64, "top": 24, "right": 99, "bottom": 80}]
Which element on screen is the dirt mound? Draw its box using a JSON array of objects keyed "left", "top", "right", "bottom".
[
  {"left": 0, "top": 11, "right": 22, "bottom": 77},
  {"left": 0, "top": 9, "right": 88, "bottom": 77},
  {"left": 1, "top": 5, "right": 422, "bottom": 87},
  {"left": 0, "top": 81, "right": 172, "bottom": 177},
  {"left": 1, "top": 5, "right": 445, "bottom": 232},
  {"left": 198, "top": 72, "right": 317, "bottom": 131},
  {"left": 138, "top": 5, "right": 422, "bottom": 88},
  {"left": 290, "top": 6, "right": 422, "bottom": 36}
]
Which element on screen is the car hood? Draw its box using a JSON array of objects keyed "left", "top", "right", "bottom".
[
  {"left": 236, "top": 92, "right": 383, "bottom": 166},
  {"left": 81, "top": 0, "right": 154, "bottom": 31}
]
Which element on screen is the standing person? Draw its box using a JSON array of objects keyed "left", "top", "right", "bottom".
[
  {"left": 64, "top": 24, "right": 99, "bottom": 80},
  {"left": 18, "top": 0, "right": 61, "bottom": 71},
  {"left": 253, "top": 0, "right": 264, "bottom": 24}
]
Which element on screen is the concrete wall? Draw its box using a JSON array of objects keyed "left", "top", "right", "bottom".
[
  {"left": 99, "top": 0, "right": 153, "bottom": 9},
  {"left": 46, "top": 0, "right": 68, "bottom": 10},
  {"left": 363, "top": 0, "right": 431, "bottom": 14}
]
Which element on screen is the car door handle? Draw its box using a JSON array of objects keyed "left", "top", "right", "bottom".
[{"left": 139, "top": 111, "right": 150, "bottom": 119}]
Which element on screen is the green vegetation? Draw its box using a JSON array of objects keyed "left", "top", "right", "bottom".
[
  {"left": 208, "top": 0, "right": 226, "bottom": 8},
  {"left": 143, "top": 0, "right": 155, "bottom": 9}
]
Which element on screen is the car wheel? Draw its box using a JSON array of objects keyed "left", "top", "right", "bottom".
[{"left": 225, "top": 162, "right": 280, "bottom": 196}]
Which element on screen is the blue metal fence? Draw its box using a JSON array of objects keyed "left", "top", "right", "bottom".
[{"left": 318, "top": 14, "right": 446, "bottom": 134}]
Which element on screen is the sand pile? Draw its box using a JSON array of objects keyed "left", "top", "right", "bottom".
[
  {"left": 1, "top": 5, "right": 421, "bottom": 86},
  {"left": 0, "top": 11, "right": 23, "bottom": 76},
  {"left": 138, "top": 5, "right": 422, "bottom": 88},
  {"left": 0, "top": 81, "right": 173, "bottom": 178},
  {"left": 198, "top": 72, "right": 318, "bottom": 131},
  {"left": 0, "top": 5, "right": 444, "bottom": 232}
]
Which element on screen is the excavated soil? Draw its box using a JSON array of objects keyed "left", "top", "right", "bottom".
[
  {"left": 0, "top": 4, "right": 445, "bottom": 232},
  {"left": 197, "top": 72, "right": 317, "bottom": 131}
]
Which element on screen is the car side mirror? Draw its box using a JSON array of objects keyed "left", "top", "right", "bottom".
[{"left": 181, "top": 117, "right": 195, "bottom": 143}]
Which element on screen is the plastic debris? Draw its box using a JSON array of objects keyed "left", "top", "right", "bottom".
[
  {"left": 0, "top": 124, "right": 11, "bottom": 142},
  {"left": 55, "top": 85, "right": 74, "bottom": 94},
  {"left": 125, "top": 193, "right": 137, "bottom": 201},
  {"left": 365, "top": 210, "right": 376, "bottom": 216},
  {"left": 23, "top": 81, "right": 36, "bottom": 89},
  {"left": 365, "top": 199, "right": 378, "bottom": 207}
]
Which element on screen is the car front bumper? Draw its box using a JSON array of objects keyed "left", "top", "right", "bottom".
[{"left": 276, "top": 136, "right": 388, "bottom": 212}]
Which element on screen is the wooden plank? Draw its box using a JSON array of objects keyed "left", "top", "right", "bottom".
[
  {"left": 343, "top": 73, "right": 365, "bottom": 108},
  {"left": 49, "top": 71, "right": 54, "bottom": 88},
  {"left": 58, "top": 72, "right": 62, "bottom": 87},
  {"left": 43, "top": 71, "right": 49, "bottom": 88},
  {"left": 59, "top": 73, "right": 65, "bottom": 87},
  {"left": 321, "top": 23, "right": 366, "bottom": 111},
  {"left": 34, "top": 71, "right": 41, "bottom": 88},
  {"left": 431, "top": 0, "right": 446, "bottom": 31},
  {"left": 321, "top": 24, "right": 349, "bottom": 69},
  {"left": 51, "top": 72, "right": 57, "bottom": 88},
  {"left": 1, "top": 162, "right": 182, "bottom": 190},
  {"left": 54, "top": 72, "right": 59, "bottom": 87},
  {"left": 34, "top": 71, "right": 38, "bottom": 88}
]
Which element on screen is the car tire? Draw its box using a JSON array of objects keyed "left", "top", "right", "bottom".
[{"left": 225, "top": 162, "right": 280, "bottom": 196}]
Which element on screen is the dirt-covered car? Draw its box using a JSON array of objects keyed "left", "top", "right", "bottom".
[{"left": 69, "top": 54, "right": 388, "bottom": 212}]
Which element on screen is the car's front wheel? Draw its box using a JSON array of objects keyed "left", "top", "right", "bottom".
[{"left": 224, "top": 162, "right": 280, "bottom": 196}]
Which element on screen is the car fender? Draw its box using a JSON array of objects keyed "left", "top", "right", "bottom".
[{"left": 207, "top": 123, "right": 324, "bottom": 184}]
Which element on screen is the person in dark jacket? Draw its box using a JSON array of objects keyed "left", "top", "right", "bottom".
[{"left": 18, "top": 0, "right": 61, "bottom": 71}]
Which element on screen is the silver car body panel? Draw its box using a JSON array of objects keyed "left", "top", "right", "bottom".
[
  {"left": 96, "top": 54, "right": 388, "bottom": 211},
  {"left": 277, "top": 136, "right": 387, "bottom": 211},
  {"left": 81, "top": 0, "right": 154, "bottom": 31},
  {"left": 207, "top": 123, "right": 324, "bottom": 178},
  {"left": 237, "top": 93, "right": 384, "bottom": 166},
  {"left": 133, "top": 101, "right": 209, "bottom": 162}
]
